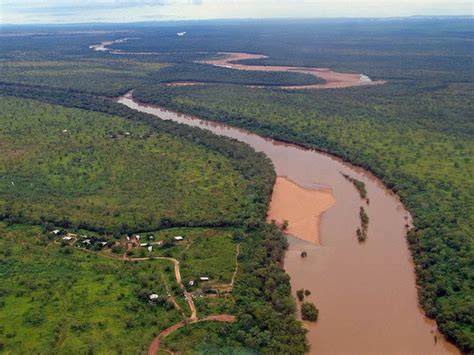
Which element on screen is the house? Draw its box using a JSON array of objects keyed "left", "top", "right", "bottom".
[
  {"left": 134, "top": 235, "right": 140, "bottom": 240},
  {"left": 99, "top": 242, "right": 108, "bottom": 246},
  {"left": 51, "top": 230, "right": 60, "bottom": 235},
  {"left": 200, "top": 276, "right": 209, "bottom": 281},
  {"left": 148, "top": 235, "right": 155, "bottom": 240},
  {"left": 62, "top": 236, "right": 73, "bottom": 241},
  {"left": 149, "top": 294, "right": 159, "bottom": 300},
  {"left": 174, "top": 236, "right": 184, "bottom": 241},
  {"left": 188, "top": 280, "right": 195, "bottom": 286},
  {"left": 140, "top": 243, "right": 148, "bottom": 247},
  {"left": 148, "top": 246, "right": 153, "bottom": 252},
  {"left": 62, "top": 129, "right": 68, "bottom": 133},
  {"left": 126, "top": 236, "right": 130, "bottom": 241},
  {"left": 83, "top": 239, "right": 91, "bottom": 245}
]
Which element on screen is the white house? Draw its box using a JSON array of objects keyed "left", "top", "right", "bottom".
[
  {"left": 140, "top": 243, "right": 148, "bottom": 247},
  {"left": 62, "top": 236, "right": 73, "bottom": 241},
  {"left": 149, "top": 294, "right": 159, "bottom": 300},
  {"left": 188, "top": 280, "right": 195, "bottom": 286},
  {"left": 51, "top": 230, "right": 60, "bottom": 235},
  {"left": 174, "top": 236, "right": 184, "bottom": 241},
  {"left": 200, "top": 277, "right": 209, "bottom": 281},
  {"left": 148, "top": 246, "right": 153, "bottom": 252}
]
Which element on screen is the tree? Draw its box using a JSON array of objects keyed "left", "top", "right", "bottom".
[
  {"left": 296, "top": 289, "right": 305, "bottom": 301},
  {"left": 301, "top": 302, "right": 319, "bottom": 321}
]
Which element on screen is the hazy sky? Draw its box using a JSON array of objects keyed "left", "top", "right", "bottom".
[{"left": 2, "top": 0, "right": 473, "bottom": 24}]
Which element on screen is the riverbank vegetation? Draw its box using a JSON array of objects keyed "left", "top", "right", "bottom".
[
  {"left": 357, "top": 207, "right": 369, "bottom": 242},
  {"left": 341, "top": 173, "right": 367, "bottom": 199}
]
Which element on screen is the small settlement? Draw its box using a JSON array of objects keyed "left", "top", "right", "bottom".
[{"left": 50, "top": 229, "right": 216, "bottom": 301}]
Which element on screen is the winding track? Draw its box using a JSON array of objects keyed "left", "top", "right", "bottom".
[{"left": 148, "top": 315, "right": 236, "bottom": 355}]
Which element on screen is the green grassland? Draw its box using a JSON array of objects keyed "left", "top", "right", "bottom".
[
  {"left": 0, "top": 96, "right": 257, "bottom": 232},
  {"left": 0, "top": 223, "right": 183, "bottom": 354}
]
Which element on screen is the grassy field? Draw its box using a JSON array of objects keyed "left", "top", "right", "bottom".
[
  {"left": 0, "top": 222, "right": 183, "bottom": 354},
  {"left": 0, "top": 96, "right": 258, "bottom": 232}
]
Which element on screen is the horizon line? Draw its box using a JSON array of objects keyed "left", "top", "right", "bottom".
[{"left": 2, "top": 14, "right": 473, "bottom": 27}]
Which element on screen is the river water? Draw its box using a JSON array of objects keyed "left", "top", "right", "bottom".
[{"left": 118, "top": 92, "right": 457, "bottom": 354}]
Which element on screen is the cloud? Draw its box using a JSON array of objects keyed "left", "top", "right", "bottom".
[{"left": 2, "top": 0, "right": 472, "bottom": 24}]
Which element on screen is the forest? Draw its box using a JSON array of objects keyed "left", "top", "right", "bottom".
[{"left": 0, "top": 96, "right": 276, "bottom": 233}]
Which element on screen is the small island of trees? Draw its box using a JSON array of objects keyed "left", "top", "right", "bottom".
[{"left": 301, "top": 302, "right": 319, "bottom": 322}]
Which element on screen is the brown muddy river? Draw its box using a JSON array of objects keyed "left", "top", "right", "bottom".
[{"left": 118, "top": 92, "right": 458, "bottom": 354}]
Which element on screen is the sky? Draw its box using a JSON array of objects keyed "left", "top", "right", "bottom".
[{"left": 1, "top": 0, "right": 473, "bottom": 24}]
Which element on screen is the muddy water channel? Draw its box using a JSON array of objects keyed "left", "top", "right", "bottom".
[{"left": 118, "top": 92, "right": 457, "bottom": 354}]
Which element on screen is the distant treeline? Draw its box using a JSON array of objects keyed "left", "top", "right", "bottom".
[{"left": 151, "top": 62, "right": 323, "bottom": 86}]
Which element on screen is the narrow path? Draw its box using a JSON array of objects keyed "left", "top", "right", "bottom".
[{"left": 215, "top": 243, "right": 240, "bottom": 293}]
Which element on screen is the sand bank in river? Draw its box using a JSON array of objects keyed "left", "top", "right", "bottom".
[{"left": 267, "top": 177, "right": 335, "bottom": 244}]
